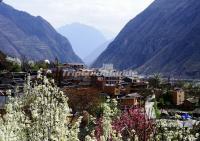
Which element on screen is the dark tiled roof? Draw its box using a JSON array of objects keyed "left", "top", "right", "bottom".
[
  {"left": 186, "top": 98, "right": 199, "bottom": 104},
  {"left": 119, "top": 93, "right": 143, "bottom": 99}
]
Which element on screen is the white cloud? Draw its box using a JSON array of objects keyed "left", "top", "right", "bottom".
[{"left": 3, "top": 0, "right": 154, "bottom": 38}]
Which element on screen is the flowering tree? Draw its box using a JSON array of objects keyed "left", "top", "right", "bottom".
[
  {"left": 153, "top": 119, "right": 200, "bottom": 141},
  {"left": 0, "top": 74, "right": 81, "bottom": 141},
  {"left": 0, "top": 90, "right": 27, "bottom": 141},
  {"left": 92, "top": 99, "right": 122, "bottom": 141},
  {"left": 112, "top": 108, "right": 155, "bottom": 141},
  {"left": 92, "top": 100, "right": 155, "bottom": 141},
  {"left": 26, "top": 75, "right": 81, "bottom": 140}
]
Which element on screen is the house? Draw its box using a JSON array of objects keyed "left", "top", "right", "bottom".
[
  {"left": 91, "top": 73, "right": 122, "bottom": 89},
  {"left": 101, "top": 64, "right": 114, "bottom": 72},
  {"left": 56, "top": 64, "right": 95, "bottom": 87},
  {"left": 123, "top": 76, "right": 140, "bottom": 84},
  {"left": 128, "top": 81, "right": 149, "bottom": 93},
  {"left": 192, "top": 108, "right": 200, "bottom": 117},
  {"left": 96, "top": 64, "right": 122, "bottom": 86},
  {"left": 104, "top": 74, "right": 121, "bottom": 87},
  {"left": 63, "top": 63, "right": 85, "bottom": 70},
  {"left": 182, "top": 97, "right": 199, "bottom": 110},
  {"left": 172, "top": 88, "right": 185, "bottom": 106},
  {"left": 120, "top": 83, "right": 130, "bottom": 95},
  {"left": 91, "top": 75, "right": 105, "bottom": 89},
  {"left": 118, "top": 93, "right": 143, "bottom": 107},
  {"left": 104, "top": 86, "right": 120, "bottom": 97}
]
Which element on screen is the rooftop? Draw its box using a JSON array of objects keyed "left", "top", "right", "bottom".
[
  {"left": 186, "top": 97, "right": 199, "bottom": 104},
  {"left": 119, "top": 93, "right": 143, "bottom": 99}
]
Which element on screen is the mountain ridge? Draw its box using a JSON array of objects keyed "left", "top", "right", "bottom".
[
  {"left": 57, "top": 23, "right": 107, "bottom": 59},
  {"left": 0, "top": 2, "right": 82, "bottom": 63},
  {"left": 92, "top": 0, "right": 200, "bottom": 78}
]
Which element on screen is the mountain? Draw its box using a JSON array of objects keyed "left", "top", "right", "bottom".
[
  {"left": 83, "top": 40, "right": 112, "bottom": 66},
  {"left": 57, "top": 23, "right": 107, "bottom": 59},
  {"left": 92, "top": 0, "right": 200, "bottom": 78},
  {"left": 0, "top": 3, "right": 82, "bottom": 63}
]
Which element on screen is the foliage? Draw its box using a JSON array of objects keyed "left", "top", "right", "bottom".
[
  {"left": 21, "top": 59, "right": 54, "bottom": 72},
  {"left": 148, "top": 74, "right": 162, "bottom": 89},
  {"left": 0, "top": 51, "right": 21, "bottom": 72},
  {"left": 153, "top": 99, "right": 160, "bottom": 118},
  {"left": 10, "top": 63, "right": 21, "bottom": 72},
  {"left": 157, "top": 89, "right": 173, "bottom": 108}
]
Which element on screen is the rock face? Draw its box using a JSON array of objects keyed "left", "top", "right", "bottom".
[
  {"left": 58, "top": 23, "right": 106, "bottom": 60},
  {"left": 92, "top": 0, "right": 200, "bottom": 78},
  {"left": 0, "top": 3, "right": 82, "bottom": 63}
]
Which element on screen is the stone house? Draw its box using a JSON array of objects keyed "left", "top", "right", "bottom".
[{"left": 172, "top": 88, "right": 185, "bottom": 106}]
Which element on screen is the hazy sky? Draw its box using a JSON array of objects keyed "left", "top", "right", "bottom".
[{"left": 4, "top": 0, "right": 154, "bottom": 38}]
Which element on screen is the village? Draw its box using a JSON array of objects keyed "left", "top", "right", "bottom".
[
  {"left": 0, "top": 60, "right": 200, "bottom": 121},
  {"left": 0, "top": 56, "right": 200, "bottom": 140}
]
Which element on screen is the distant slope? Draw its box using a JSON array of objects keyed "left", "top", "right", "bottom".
[
  {"left": 92, "top": 0, "right": 200, "bottom": 78},
  {"left": 83, "top": 40, "right": 112, "bottom": 66},
  {"left": 0, "top": 3, "right": 82, "bottom": 63},
  {"left": 57, "top": 23, "right": 107, "bottom": 59}
]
